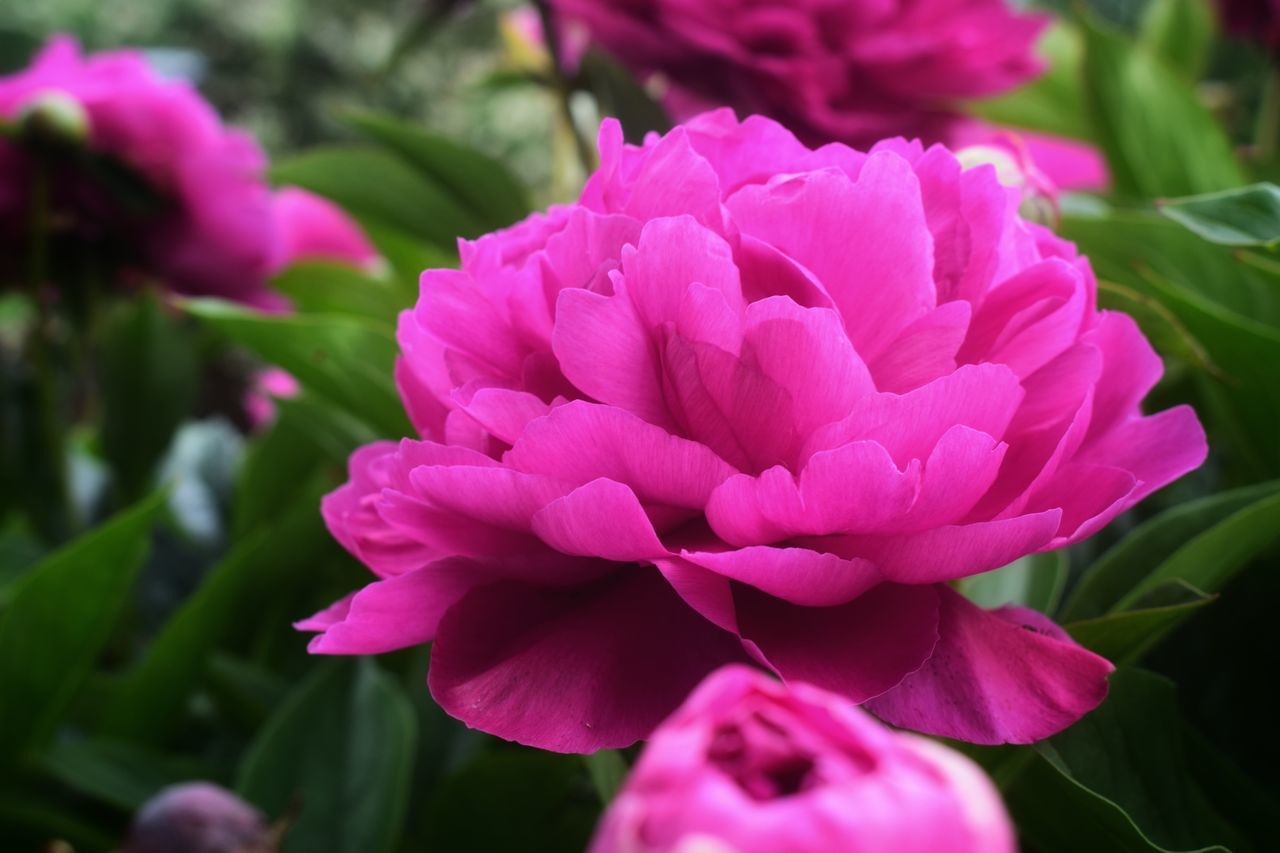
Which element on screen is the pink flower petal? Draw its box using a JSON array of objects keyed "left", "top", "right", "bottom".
[
  {"left": 531, "top": 478, "right": 669, "bottom": 560},
  {"left": 727, "top": 150, "right": 936, "bottom": 360},
  {"left": 735, "top": 582, "right": 941, "bottom": 703},
  {"left": 428, "top": 570, "right": 748, "bottom": 752},
  {"left": 302, "top": 558, "right": 480, "bottom": 654},
  {"left": 681, "top": 546, "right": 881, "bottom": 607},
  {"left": 867, "top": 586, "right": 1113, "bottom": 744}
]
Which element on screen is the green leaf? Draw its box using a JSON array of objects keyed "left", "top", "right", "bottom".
[
  {"left": 237, "top": 659, "right": 416, "bottom": 853},
  {"left": 1005, "top": 668, "right": 1239, "bottom": 853},
  {"left": 576, "top": 49, "right": 672, "bottom": 143},
  {"left": 1061, "top": 214, "right": 1280, "bottom": 475},
  {"left": 99, "top": 293, "right": 199, "bottom": 503},
  {"left": 955, "top": 551, "right": 1067, "bottom": 614},
  {"left": 1114, "top": 488, "right": 1280, "bottom": 611},
  {"left": 272, "top": 145, "right": 484, "bottom": 248},
  {"left": 1082, "top": 14, "right": 1244, "bottom": 198},
  {"left": 422, "top": 748, "right": 598, "bottom": 853},
  {"left": 183, "top": 298, "right": 410, "bottom": 439},
  {"left": 41, "top": 737, "right": 212, "bottom": 812},
  {"left": 1063, "top": 480, "right": 1280, "bottom": 621},
  {"left": 970, "top": 22, "right": 1089, "bottom": 140},
  {"left": 584, "top": 750, "right": 627, "bottom": 805},
  {"left": 1158, "top": 184, "right": 1280, "bottom": 248},
  {"left": 0, "top": 494, "right": 164, "bottom": 765},
  {"left": 345, "top": 111, "right": 531, "bottom": 231},
  {"left": 1140, "top": 0, "right": 1215, "bottom": 81},
  {"left": 1066, "top": 580, "right": 1215, "bottom": 662},
  {"left": 272, "top": 261, "right": 405, "bottom": 324},
  {"left": 97, "top": 474, "right": 334, "bottom": 743},
  {"left": 232, "top": 394, "right": 374, "bottom": 538}
]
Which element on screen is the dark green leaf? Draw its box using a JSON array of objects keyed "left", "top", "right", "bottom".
[
  {"left": 1082, "top": 14, "right": 1244, "bottom": 198},
  {"left": 1063, "top": 480, "right": 1280, "bottom": 620},
  {"left": 97, "top": 475, "right": 334, "bottom": 743},
  {"left": 1113, "top": 488, "right": 1280, "bottom": 611},
  {"left": 955, "top": 551, "right": 1067, "bottom": 615},
  {"left": 271, "top": 146, "right": 483, "bottom": 248},
  {"left": 232, "top": 394, "right": 374, "bottom": 538},
  {"left": 1140, "top": 0, "right": 1215, "bottom": 81},
  {"left": 237, "top": 659, "right": 416, "bottom": 853},
  {"left": 183, "top": 298, "right": 411, "bottom": 439},
  {"left": 345, "top": 111, "right": 531, "bottom": 230},
  {"left": 0, "top": 494, "right": 164, "bottom": 765},
  {"left": 1006, "top": 668, "right": 1239, "bottom": 853},
  {"left": 1158, "top": 184, "right": 1280, "bottom": 248},
  {"left": 422, "top": 748, "right": 598, "bottom": 853},
  {"left": 1066, "top": 580, "right": 1215, "bottom": 662},
  {"left": 576, "top": 49, "right": 672, "bottom": 143},
  {"left": 99, "top": 293, "right": 199, "bottom": 503},
  {"left": 41, "top": 737, "right": 213, "bottom": 812}
]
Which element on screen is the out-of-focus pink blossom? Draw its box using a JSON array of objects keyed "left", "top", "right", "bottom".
[
  {"left": 272, "top": 187, "right": 381, "bottom": 274},
  {"left": 244, "top": 367, "right": 301, "bottom": 432},
  {"left": 1216, "top": 0, "right": 1280, "bottom": 56},
  {"left": 0, "top": 36, "right": 284, "bottom": 309},
  {"left": 122, "top": 782, "right": 274, "bottom": 853},
  {"left": 303, "top": 110, "right": 1205, "bottom": 753},
  {"left": 550, "top": 0, "right": 1048, "bottom": 148},
  {"left": 591, "top": 666, "right": 1014, "bottom": 853}
]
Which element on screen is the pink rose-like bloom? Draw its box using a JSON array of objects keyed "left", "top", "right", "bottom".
[
  {"left": 0, "top": 36, "right": 282, "bottom": 309},
  {"left": 304, "top": 110, "right": 1206, "bottom": 752},
  {"left": 551, "top": 0, "right": 1048, "bottom": 148},
  {"left": 591, "top": 666, "right": 1013, "bottom": 853}
]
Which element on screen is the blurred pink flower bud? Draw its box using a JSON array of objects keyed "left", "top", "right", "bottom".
[
  {"left": 123, "top": 782, "right": 274, "bottom": 853},
  {"left": 591, "top": 666, "right": 1015, "bottom": 853}
]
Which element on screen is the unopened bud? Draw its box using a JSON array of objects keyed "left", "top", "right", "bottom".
[
  {"left": 17, "top": 91, "right": 90, "bottom": 149},
  {"left": 122, "top": 782, "right": 274, "bottom": 853}
]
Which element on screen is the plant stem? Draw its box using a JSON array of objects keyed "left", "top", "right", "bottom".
[
  {"left": 533, "top": 0, "right": 596, "bottom": 176},
  {"left": 1255, "top": 66, "right": 1280, "bottom": 162},
  {"left": 25, "top": 151, "right": 73, "bottom": 542}
]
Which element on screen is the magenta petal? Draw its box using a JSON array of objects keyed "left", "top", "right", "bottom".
[
  {"left": 867, "top": 586, "right": 1113, "bottom": 744},
  {"left": 806, "top": 363, "right": 1024, "bottom": 465},
  {"left": 868, "top": 301, "right": 972, "bottom": 393},
  {"left": 532, "top": 478, "right": 669, "bottom": 561},
  {"left": 453, "top": 385, "right": 552, "bottom": 445},
  {"left": 506, "top": 401, "right": 737, "bottom": 508},
  {"left": 1078, "top": 405, "right": 1208, "bottom": 506},
  {"left": 743, "top": 296, "right": 874, "bottom": 431},
  {"left": 736, "top": 582, "right": 940, "bottom": 702},
  {"left": 727, "top": 150, "right": 936, "bottom": 360},
  {"left": 826, "top": 510, "right": 1062, "bottom": 584},
  {"left": 1084, "top": 311, "right": 1163, "bottom": 437},
  {"left": 706, "top": 441, "right": 919, "bottom": 544},
  {"left": 428, "top": 570, "right": 748, "bottom": 752},
  {"left": 620, "top": 215, "right": 743, "bottom": 330},
  {"left": 303, "top": 559, "right": 480, "bottom": 654},
  {"left": 554, "top": 286, "right": 671, "bottom": 428},
  {"left": 681, "top": 546, "right": 880, "bottom": 607},
  {"left": 897, "top": 425, "right": 1008, "bottom": 531}
]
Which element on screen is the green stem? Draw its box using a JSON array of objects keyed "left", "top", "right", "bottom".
[
  {"left": 1254, "top": 66, "right": 1280, "bottom": 162},
  {"left": 533, "top": 0, "right": 596, "bottom": 176},
  {"left": 25, "top": 151, "right": 73, "bottom": 543}
]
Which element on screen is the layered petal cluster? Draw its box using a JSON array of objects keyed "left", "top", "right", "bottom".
[
  {"left": 551, "top": 0, "right": 1048, "bottom": 148},
  {"left": 0, "top": 37, "right": 282, "bottom": 307},
  {"left": 306, "top": 110, "right": 1206, "bottom": 752},
  {"left": 591, "top": 666, "right": 1013, "bottom": 853}
]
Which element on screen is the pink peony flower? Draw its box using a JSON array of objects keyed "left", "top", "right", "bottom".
[
  {"left": 303, "top": 110, "right": 1206, "bottom": 752},
  {"left": 244, "top": 366, "right": 302, "bottom": 432},
  {"left": 550, "top": 0, "right": 1048, "bottom": 148},
  {"left": 0, "top": 36, "right": 283, "bottom": 309},
  {"left": 591, "top": 666, "right": 1014, "bottom": 853},
  {"left": 272, "top": 187, "right": 381, "bottom": 274}
]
